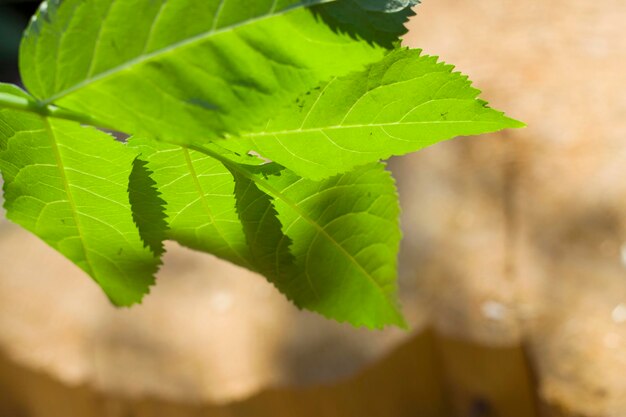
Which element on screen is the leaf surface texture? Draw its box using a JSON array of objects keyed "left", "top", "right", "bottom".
[
  {"left": 20, "top": 0, "right": 416, "bottom": 144},
  {"left": 226, "top": 49, "right": 524, "bottom": 179},
  {"left": 0, "top": 84, "right": 160, "bottom": 305},
  {"left": 131, "top": 138, "right": 404, "bottom": 327}
]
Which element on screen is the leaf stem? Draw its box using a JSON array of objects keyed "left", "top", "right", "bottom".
[
  {"left": 187, "top": 143, "right": 261, "bottom": 180},
  {"left": 0, "top": 92, "right": 33, "bottom": 112},
  {"left": 188, "top": 143, "right": 238, "bottom": 168},
  {"left": 0, "top": 92, "right": 117, "bottom": 131}
]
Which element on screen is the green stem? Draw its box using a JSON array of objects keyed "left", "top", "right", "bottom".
[
  {"left": 0, "top": 92, "right": 33, "bottom": 112},
  {"left": 0, "top": 92, "right": 116, "bottom": 131},
  {"left": 188, "top": 143, "right": 244, "bottom": 170}
]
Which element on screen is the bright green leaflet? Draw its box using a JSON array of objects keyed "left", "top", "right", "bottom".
[
  {"left": 129, "top": 138, "right": 257, "bottom": 269},
  {"left": 130, "top": 138, "right": 404, "bottom": 327},
  {"left": 0, "top": 84, "right": 159, "bottom": 306},
  {"left": 20, "top": 0, "right": 417, "bottom": 145},
  {"left": 222, "top": 49, "right": 524, "bottom": 180},
  {"left": 256, "top": 161, "right": 405, "bottom": 327}
]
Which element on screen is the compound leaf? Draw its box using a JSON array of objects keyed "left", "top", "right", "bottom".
[{"left": 0, "top": 0, "right": 523, "bottom": 327}]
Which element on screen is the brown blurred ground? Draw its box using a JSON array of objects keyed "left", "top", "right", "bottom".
[
  {"left": 401, "top": 0, "right": 626, "bottom": 414},
  {"left": 1, "top": 0, "right": 626, "bottom": 416}
]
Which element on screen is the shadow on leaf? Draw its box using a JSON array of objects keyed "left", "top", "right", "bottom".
[
  {"left": 128, "top": 157, "right": 169, "bottom": 257},
  {"left": 312, "top": 0, "right": 417, "bottom": 48},
  {"left": 228, "top": 162, "right": 295, "bottom": 286}
]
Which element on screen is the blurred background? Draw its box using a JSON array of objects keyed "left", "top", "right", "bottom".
[{"left": 1, "top": 0, "right": 625, "bottom": 416}]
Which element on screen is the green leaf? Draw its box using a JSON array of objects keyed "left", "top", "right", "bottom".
[
  {"left": 129, "top": 138, "right": 257, "bottom": 270},
  {"left": 130, "top": 138, "right": 405, "bottom": 328},
  {"left": 249, "top": 161, "right": 405, "bottom": 328},
  {"left": 0, "top": 84, "right": 160, "bottom": 306},
  {"left": 20, "top": 0, "right": 417, "bottom": 145},
  {"left": 223, "top": 48, "right": 525, "bottom": 180}
]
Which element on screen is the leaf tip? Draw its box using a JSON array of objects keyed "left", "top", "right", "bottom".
[{"left": 505, "top": 116, "right": 527, "bottom": 129}]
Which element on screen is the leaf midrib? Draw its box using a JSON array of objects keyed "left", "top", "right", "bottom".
[
  {"left": 38, "top": 0, "right": 337, "bottom": 105},
  {"left": 42, "top": 116, "right": 97, "bottom": 277},
  {"left": 242, "top": 118, "right": 512, "bottom": 139},
  {"left": 181, "top": 147, "right": 254, "bottom": 270}
]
